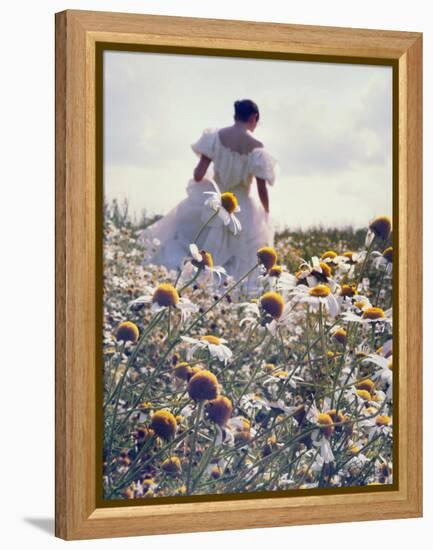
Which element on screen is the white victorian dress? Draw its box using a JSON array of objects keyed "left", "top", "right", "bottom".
[{"left": 139, "top": 127, "right": 277, "bottom": 288}]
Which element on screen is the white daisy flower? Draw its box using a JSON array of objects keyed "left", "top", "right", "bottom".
[
  {"left": 215, "top": 416, "right": 257, "bottom": 448},
  {"left": 184, "top": 243, "right": 227, "bottom": 284},
  {"left": 362, "top": 349, "right": 393, "bottom": 398},
  {"left": 238, "top": 294, "right": 293, "bottom": 336},
  {"left": 258, "top": 264, "right": 298, "bottom": 293},
  {"left": 214, "top": 424, "right": 235, "bottom": 447},
  {"left": 128, "top": 283, "right": 198, "bottom": 322},
  {"left": 290, "top": 284, "right": 340, "bottom": 318},
  {"left": 306, "top": 402, "right": 335, "bottom": 464},
  {"left": 341, "top": 306, "right": 392, "bottom": 326},
  {"left": 265, "top": 397, "right": 298, "bottom": 414},
  {"left": 181, "top": 334, "right": 233, "bottom": 364},
  {"left": 333, "top": 250, "right": 367, "bottom": 278},
  {"left": 203, "top": 182, "right": 242, "bottom": 235},
  {"left": 294, "top": 256, "right": 337, "bottom": 290},
  {"left": 362, "top": 409, "right": 393, "bottom": 441}
]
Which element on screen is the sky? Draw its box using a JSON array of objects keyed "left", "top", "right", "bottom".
[{"left": 103, "top": 50, "right": 392, "bottom": 230}]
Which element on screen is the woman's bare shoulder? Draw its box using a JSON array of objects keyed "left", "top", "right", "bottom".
[
  {"left": 249, "top": 136, "right": 264, "bottom": 149},
  {"left": 218, "top": 126, "right": 264, "bottom": 153}
]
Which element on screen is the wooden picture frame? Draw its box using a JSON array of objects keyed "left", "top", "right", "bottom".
[{"left": 55, "top": 9, "right": 423, "bottom": 540}]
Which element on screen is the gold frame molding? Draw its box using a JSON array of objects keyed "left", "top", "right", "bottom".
[{"left": 55, "top": 9, "right": 423, "bottom": 540}]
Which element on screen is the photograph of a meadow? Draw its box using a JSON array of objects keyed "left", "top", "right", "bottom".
[{"left": 102, "top": 51, "right": 394, "bottom": 501}]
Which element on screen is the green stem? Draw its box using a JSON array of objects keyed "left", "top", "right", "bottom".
[
  {"left": 110, "top": 430, "right": 189, "bottom": 495},
  {"left": 357, "top": 237, "right": 376, "bottom": 285},
  {"left": 167, "top": 306, "right": 171, "bottom": 341},
  {"left": 191, "top": 429, "right": 218, "bottom": 492},
  {"left": 104, "top": 341, "right": 125, "bottom": 407},
  {"left": 330, "top": 336, "right": 347, "bottom": 409},
  {"left": 105, "top": 310, "right": 165, "bottom": 484},
  {"left": 185, "top": 263, "right": 260, "bottom": 334},
  {"left": 375, "top": 268, "right": 387, "bottom": 306},
  {"left": 177, "top": 268, "right": 202, "bottom": 293},
  {"left": 193, "top": 210, "right": 219, "bottom": 245},
  {"left": 318, "top": 303, "right": 329, "bottom": 376},
  {"left": 186, "top": 401, "right": 204, "bottom": 495}
]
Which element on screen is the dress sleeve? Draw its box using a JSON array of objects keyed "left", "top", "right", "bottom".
[
  {"left": 191, "top": 128, "right": 218, "bottom": 159},
  {"left": 249, "top": 148, "right": 277, "bottom": 185}
]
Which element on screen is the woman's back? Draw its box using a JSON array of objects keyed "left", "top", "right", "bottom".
[
  {"left": 140, "top": 99, "right": 277, "bottom": 284},
  {"left": 217, "top": 125, "right": 263, "bottom": 155},
  {"left": 191, "top": 127, "right": 275, "bottom": 192}
]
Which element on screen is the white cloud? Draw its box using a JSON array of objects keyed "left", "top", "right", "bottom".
[{"left": 104, "top": 51, "right": 392, "bottom": 228}]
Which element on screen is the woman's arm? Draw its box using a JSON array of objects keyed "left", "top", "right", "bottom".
[
  {"left": 193, "top": 155, "right": 212, "bottom": 181},
  {"left": 257, "top": 178, "right": 269, "bottom": 213}
]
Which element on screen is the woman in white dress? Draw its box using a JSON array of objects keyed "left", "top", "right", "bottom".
[{"left": 139, "top": 99, "right": 277, "bottom": 290}]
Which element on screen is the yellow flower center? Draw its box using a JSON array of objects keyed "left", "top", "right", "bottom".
[
  {"left": 362, "top": 307, "right": 385, "bottom": 320},
  {"left": 150, "top": 410, "right": 178, "bottom": 440},
  {"left": 356, "top": 389, "right": 372, "bottom": 401},
  {"left": 260, "top": 291, "right": 285, "bottom": 319},
  {"left": 369, "top": 216, "right": 392, "bottom": 241},
  {"left": 220, "top": 192, "right": 238, "bottom": 214},
  {"left": 309, "top": 284, "right": 331, "bottom": 298},
  {"left": 326, "top": 409, "right": 345, "bottom": 424},
  {"left": 161, "top": 456, "right": 182, "bottom": 474},
  {"left": 241, "top": 419, "right": 251, "bottom": 431},
  {"left": 206, "top": 395, "right": 233, "bottom": 426},
  {"left": 376, "top": 415, "right": 391, "bottom": 426},
  {"left": 269, "top": 265, "right": 283, "bottom": 278},
  {"left": 382, "top": 246, "right": 393, "bottom": 263},
  {"left": 257, "top": 247, "right": 278, "bottom": 271},
  {"left": 116, "top": 321, "right": 139, "bottom": 343},
  {"left": 332, "top": 327, "right": 347, "bottom": 345},
  {"left": 200, "top": 250, "right": 213, "bottom": 268},
  {"left": 187, "top": 369, "right": 219, "bottom": 401},
  {"left": 152, "top": 284, "right": 180, "bottom": 307},
  {"left": 141, "top": 478, "right": 154, "bottom": 489},
  {"left": 343, "top": 251, "right": 354, "bottom": 261},
  {"left": 317, "top": 412, "right": 334, "bottom": 437},
  {"left": 356, "top": 378, "right": 375, "bottom": 394},
  {"left": 274, "top": 370, "right": 289, "bottom": 378},
  {"left": 319, "top": 261, "right": 332, "bottom": 278},
  {"left": 201, "top": 335, "right": 221, "bottom": 345},
  {"left": 321, "top": 250, "right": 337, "bottom": 260},
  {"left": 173, "top": 362, "right": 193, "bottom": 381},
  {"left": 263, "top": 363, "right": 276, "bottom": 372},
  {"left": 340, "top": 284, "right": 357, "bottom": 297},
  {"left": 317, "top": 413, "right": 333, "bottom": 425}
]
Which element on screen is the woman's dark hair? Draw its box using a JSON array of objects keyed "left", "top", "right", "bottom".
[{"left": 234, "top": 99, "right": 260, "bottom": 122}]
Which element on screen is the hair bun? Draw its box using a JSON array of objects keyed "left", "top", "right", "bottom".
[{"left": 233, "top": 99, "right": 260, "bottom": 123}]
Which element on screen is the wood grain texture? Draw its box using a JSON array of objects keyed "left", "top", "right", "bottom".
[{"left": 55, "top": 9, "right": 423, "bottom": 540}]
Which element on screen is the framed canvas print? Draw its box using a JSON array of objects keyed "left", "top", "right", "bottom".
[{"left": 55, "top": 10, "right": 423, "bottom": 540}]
